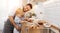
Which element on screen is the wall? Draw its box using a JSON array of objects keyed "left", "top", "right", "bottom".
[
  {"left": 43, "top": 0, "right": 60, "bottom": 27},
  {"left": 0, "top": 0, "right": 22, "bottom": 30},
  {"left": 0, "top": 0, "right": 8, "bottom": 30}
]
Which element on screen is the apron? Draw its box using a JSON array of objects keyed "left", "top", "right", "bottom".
[
  {"left": 3, "top": 19, "right": 14, "bottom": 33},
  {"left": 3, "top": 15, "right": 15, "bottom": 33}
]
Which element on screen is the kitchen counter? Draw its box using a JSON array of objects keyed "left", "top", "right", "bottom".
[
  {"left": 21, "top": 22, "right": 50, "bottom": 33},
  {"left": 21, "top": 20, "right": 60, "bottom": 33},
  {"left": 21, "top": 20, "right": 50, "bottom": 33}
]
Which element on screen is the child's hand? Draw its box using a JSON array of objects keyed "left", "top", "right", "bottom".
[
  {"left": 28, "top": 19, "right": 33, "bottom": 22},
  {"left": 20, "top": 21, "right": 27, "bottom": 23}
]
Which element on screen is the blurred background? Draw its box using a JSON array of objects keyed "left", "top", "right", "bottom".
[{"left": 0, "top": 0, "right": 60, "bottom": 33}]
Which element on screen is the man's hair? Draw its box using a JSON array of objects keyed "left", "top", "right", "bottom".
[{"left": 26, "top": 3, "right": 32, "bottom": 9}]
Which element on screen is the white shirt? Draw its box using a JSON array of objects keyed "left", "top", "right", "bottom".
[{"left": 9, "top": 9, "right": 16, "bottom": 16}]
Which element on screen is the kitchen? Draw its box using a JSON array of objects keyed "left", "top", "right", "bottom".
[{"left": 0, "top": 0, "right": 60, "bottom": 33}]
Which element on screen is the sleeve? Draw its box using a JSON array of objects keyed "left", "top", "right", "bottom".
[
  {"left": 9, "top": 10, "right": 16, "bottom": 16},
  {"left": 8, "top": 8, "right": 20, "bottom": 16},
  {"left": 8, "top": 8, "right": 22, "bottom": 16}
]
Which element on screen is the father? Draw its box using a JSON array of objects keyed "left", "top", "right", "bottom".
[{"left": 3, "top": 3, "right": 32, "bottom": 33}]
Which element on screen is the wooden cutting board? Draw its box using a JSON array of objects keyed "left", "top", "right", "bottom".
[
  {"left": 21, "top": 23, "right": 45, "bottom": 33},
  {"left": 27, "top": 25, "right": 44, "bottom": 33}
]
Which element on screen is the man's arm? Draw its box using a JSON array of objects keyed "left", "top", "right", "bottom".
[
  {"left": 8, "top": 8, "right": 22, "bottom": 31},
  {"left": 9, "top": 8, "right": 21, "bottom": 27},
  {"left": 9, "top": 16, "right": 21, "bottom": 31},
  {"left": 9, "top": 16, "right": 17, "bottom": 27}
]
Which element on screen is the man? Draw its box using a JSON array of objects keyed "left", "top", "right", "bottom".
[{"left": 3, "top": 3, "right": 32, "bottom": 33}]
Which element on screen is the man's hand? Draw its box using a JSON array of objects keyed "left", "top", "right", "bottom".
[{"left": 15, "top": 25, "right": 21, "bottom": 31}]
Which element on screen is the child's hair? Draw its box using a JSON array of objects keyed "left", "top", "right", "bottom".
[{"left": 24, "top": 12, "right": 32, "bottom": 18}]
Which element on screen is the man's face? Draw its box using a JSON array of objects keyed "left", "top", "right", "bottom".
[{"left": 23, "top": 5, "right": 31, "bottom": 12}]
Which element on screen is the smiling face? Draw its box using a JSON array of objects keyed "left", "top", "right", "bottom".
[
  {"left": 23, "top": 5, "right": 31, "bottom": 12},
  {"left": 23, "top": 4, "right": 32, "bottom": 12}
]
